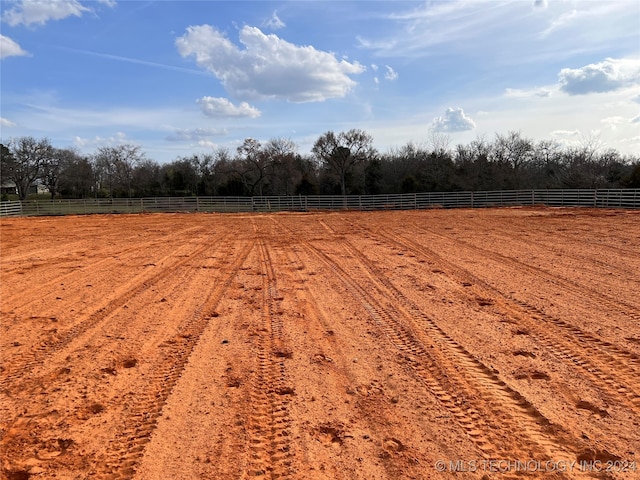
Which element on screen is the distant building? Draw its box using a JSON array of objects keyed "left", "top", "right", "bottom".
[
  {"left": 1, "top": 180, "right": 50, "bottom": 196},
  {"left": 1, "top": 181, "right": 18, "bottom": 195}
]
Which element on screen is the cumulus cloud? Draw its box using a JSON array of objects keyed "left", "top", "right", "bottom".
[
  {"left": 196, "top": 96, "right": 261, "bottom": 118},
  {"left": 431, "top": 107, "right": 476, "bottom": 132},
  {"left": 384, "top": 65, "right": 398, "bottom": 81},
  {"left": 0, "top": 117, "right": 17, "bottom": 127},
  {"left": 166, "top": 127, "right": 227, "bottom": 142},
  {"left": 176, "top": 25, "right": 365, "bottom": 103},
  {"left": 0, "top": 35, "right": 28, "bottom": 59},
  {"left": 2, "top": 0, "right": 91, "bottom": 26},
  {"left": 263, "top": 10, "right": 285, "bottom": 30},
  {"left": 558, "top": 58, "right": 640, "bottom": 95}
]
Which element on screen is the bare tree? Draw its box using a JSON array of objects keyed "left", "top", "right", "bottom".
[
  {"left": 427, "top": 130, "right": 451, "bottom": 157},
  {"left": 492, "top": 131, "right": 534, "bottom": 188},
  {"left": 312, "top": 129, "right": 376, "bottom": 195},
  {"left": 94, "top": 145, "right": 145, "bottom": 197},
  {"left": 41, "top": 148, "right": 82, "bottom": 199},
  {"left": 235, "top": 138, "right": 275, "bottom": 195},
  {"left": 2, "top": 137, "right": 54, "bottom": 200},
  {"left": 264, "top": 138, "right": 299, "bottom": 195}
]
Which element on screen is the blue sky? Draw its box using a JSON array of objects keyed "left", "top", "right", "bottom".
[{"left": 1, "top": 0, "right": 639, "bottom": 162}]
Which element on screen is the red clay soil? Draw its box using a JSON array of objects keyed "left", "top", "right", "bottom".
[{"left": 1, "top": 208, "right": 639, "bottom": 480}]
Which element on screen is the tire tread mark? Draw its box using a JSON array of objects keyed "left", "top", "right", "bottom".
[
  {"left": 303, "top": 240, "right": 579, "bottom": 478},
  {"left": 93, "top": 239, "right": 254, "bottom": 480},
  {"left": 378, "top": 229, "right": 640, "bottom": 412},
  {"left": 0, "top": 236, "right": 225, "bottom": 392},
  {"left": 458, "top": 218, "right": 640, "bottom": 282},
  {"left": 274, "top": 234, "right": 419, "bottom": 480},
  {"left": 242, "top": 237, "right": 294, "bottom": 479},
  {"left": 1, "top": 225, "right": 206, "bottom": 311},
  {"left": 424, "top": 226, "right": 640, "bottom": 322}
]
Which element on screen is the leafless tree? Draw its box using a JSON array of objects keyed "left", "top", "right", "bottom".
[
  {"left": 312, "top": 129, "right": 376, "bottom": 195},
  {"left": 93, "top": 145, "right": 145, "bottom": 197},
  {"left": 2, "top": 137, "right": 54, "bottom": 200}
]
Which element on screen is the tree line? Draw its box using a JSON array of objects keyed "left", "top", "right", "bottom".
[{"left": 1, "top": 130, "right": 639, "bottom": 201}]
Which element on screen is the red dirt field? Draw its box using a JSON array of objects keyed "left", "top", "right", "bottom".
[{"left": 1, "top": 208, "right": 639, "bottom": 480}]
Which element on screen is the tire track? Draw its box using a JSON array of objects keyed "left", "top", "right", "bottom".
[
  {"left": 0, "top": 236, "right": 246, "bottom": 478},
  {"left": 0, "top": 235, "right": 226, "bottom": 392},
  {"left": 302, "top": 237, "right": 579, "bottom": 478},
  {"left": 271, "top": 216, "right": 455, "bottom": 479},
  {"left": 455, "top": 218, "right": 640, "bottom": 282},
  {"left": 422, "top": 226, "right": 640, "bottom": 321},
  {"left": 375, "top": 228, "right": 640, "bottom": 413},
  {"left": 1, "top": 225, "right": 205, "bottom": 310},
  {"left": 93, "top": 238, "right": 254, "bottom": 480},
  {"left": 241, "top": 237, "right": 294, "bottom": 479},
  {"left": 411, "top": 224, "right": 640, "bottom": 359},
  {"left": 2, "top": 234, "right": 234, "bottom": 402}
]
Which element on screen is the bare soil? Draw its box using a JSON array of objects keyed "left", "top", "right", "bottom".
[{"left": 1, "top": 208, "right": 639, "bottom": 479}]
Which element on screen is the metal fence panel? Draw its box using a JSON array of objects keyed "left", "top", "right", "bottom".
[
  {"left": 2, "top": 189, "right": 638, "bottom": 217},
  {"left": 0, "top": 201, "right": 22, "bottom": 216}
]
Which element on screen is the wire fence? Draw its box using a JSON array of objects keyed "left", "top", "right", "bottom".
[{"left": 1, "top": 189, "right": 638, "bottom": 217}]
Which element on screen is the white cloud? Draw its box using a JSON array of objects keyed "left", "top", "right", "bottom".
[
  {"left": 197, "top": 140, "right": 218, "bottom": 149},
  {"left": 539, "top": 8, "right": 581, "bottom": 37},
  {"left": 559, "top": 58, "right": 640, "bottom": 95},
  {"left": 2, "top": 0, "right": 91, "bottom": 27},
  {"left": 359, "top": 1, "right": 635, "bottom": 68},
  {"left": 357, "top": 1, "right": 520, "bottom": 58},
  {"left": 196, "top": 96, "right": 261, "bottom": 118},
  {"left": 0, "top": 35, "right": 28, "bottom": 59},
  {"left": 601, "top": 116, "right": 625, "bottom": 130},
  {"left": 384, "top": 65, "right": 398, "bottom": 81},
  {"left": 166, "top": 127, "right": 227, "bottom": 142},
  {"left": 549, "top": 129, "right": 582, "bottom": 149},
  {"left": 431, "top": 107, "right": 476, "bottom": 132},
  {"left": 176, "top": 25, "right": 365, "bottom": 103},
  {"left": 73, "top": 131, "right": 129, "bottom": 148},
  {"left": 631, "top": 93, "right": 640, "bottom": 104},
  {"left": 631, "top": 115, "right": 640, "bottom": 124},
  {"left": 371, "top": 64, "right": 378, "bottom": 72},
  {"left": 551, "top": 129, "right": 581, "bottom": 138},
  {"left": 504, "top": 87, "right": 552, "bottom": 98},
  {"left": 263, "top": 10, "right": 285, "bottom": 30},
  {"left": 1, "top": 116, "right": 17, "bottom": 127}
]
